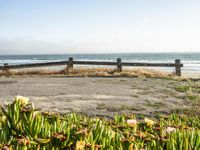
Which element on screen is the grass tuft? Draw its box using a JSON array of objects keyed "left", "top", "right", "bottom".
[{"left": 175, "top": 85, "right": 191, "bottom": 92}]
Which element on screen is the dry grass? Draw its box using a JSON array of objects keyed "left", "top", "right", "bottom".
[
  {"left": 64, "top": 68, "right": 188, "bottom": 80},
  {"left": 0, "top": 69, "right": 63, "bottom": 76},
  {"left": 0, "top": 67, "right": 187, "bottom": 79}
]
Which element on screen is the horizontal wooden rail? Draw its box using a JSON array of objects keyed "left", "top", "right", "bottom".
[
  {"left": 73, "top": 61, "right": 116, "bottom": 65},
  {"left": 0, "top": 57, "right": 183, "bottom": 76},
  {"left": 0, "top": 61, "right": 68, "bottom": 70},
  {"left": 122, "top": 62, "right": 183, "bottom": 67},
  {"left": 73, "top": 61, "right": 183, "bottom": 67}
]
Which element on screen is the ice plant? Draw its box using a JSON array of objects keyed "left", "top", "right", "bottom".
[
  {"left": 0, "top": 97, "right": 200, "bottom": 149},
  {"left": 144, "top": 118, "right": 155, "bottom": 127}
]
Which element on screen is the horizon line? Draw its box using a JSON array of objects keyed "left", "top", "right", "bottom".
[{"left": 0, "top": 51, "right": 200, "bottom": 56}]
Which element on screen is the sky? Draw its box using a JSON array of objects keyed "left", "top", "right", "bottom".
[{"left": 0, "top": 0, "right": 200, "bottom": 54}]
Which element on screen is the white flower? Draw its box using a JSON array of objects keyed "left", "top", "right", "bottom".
[
  {"left": 127, "top": 119, "right": 137, "bottom": 127},
  {"left": 15, "top": 96, "right": 29, "bottom": 105},
  {"left": 144, "top": 118, "right": 155, "bottom": 126},
  {"left": 166, "top": 127, "right": 176, "bottom": 133}
]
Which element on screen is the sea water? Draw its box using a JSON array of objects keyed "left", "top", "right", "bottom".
[{"left": 0, "top": 53, "right": 199, "bottom": 73}]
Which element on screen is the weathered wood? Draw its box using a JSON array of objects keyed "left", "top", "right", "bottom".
[
  {"left": 3, "top": 63, "right": 8, "bottom": 71},
  {"left": 73, "top": 61, "right": 183, "bottom": 67},
  {"left": 122, "top": 62, "right": 182, "bottom": 67},
  {"left": 1, "top": 63, "right": 10, "bottom": 76},
  {"left": 0, "top": 61, "right": 183, "bottom": 69},
  {"left": 117, "top": 58, "right": 122, "bottom": 72},
  {"left": 0, "top": 57, "right": 183, "bottom": 76},
  {"left": 68, "top": 57, "right": 73, "bottom": 69},
  {"left": 0, "top": 61, "right": 69, "bottom": 70},
  {"left": 175, "top": 59, "right": 181, "bottom": 76},
  {"left": 73, "top": 61, "right": 116, "bottom": 65}
]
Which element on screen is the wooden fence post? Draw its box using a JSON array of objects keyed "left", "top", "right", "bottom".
[
  {"left": 3, "top": 63, "right": 8, "bottom": 71},
  {"left": 68, "top": 57, "right": 73, "bottom": 69},
  {"left": 117, "top": 58, "right": 122, "bottom": 72},
  {"left": 2, "top": 63, "right": 10, "bottom": 76},
  {"left": 175, "top": 59, "right": 181, "bottom": 76}
]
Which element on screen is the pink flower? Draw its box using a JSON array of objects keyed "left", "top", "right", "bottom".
[{"left": 127, "top": 119, "right": 137, "bottom": 127}]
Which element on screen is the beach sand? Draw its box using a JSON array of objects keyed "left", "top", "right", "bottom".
[{"left": 0, "top": 76, "right": 198, "bottom": 117}]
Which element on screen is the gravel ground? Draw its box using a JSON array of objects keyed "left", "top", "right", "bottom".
[{"left": 0, "top": 76, "right": 190, "bottom": 117}]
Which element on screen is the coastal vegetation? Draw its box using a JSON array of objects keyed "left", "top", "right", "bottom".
[
  {"left": 1, "top": 96, "right": 200, "bottom": 149},
  {"left": 0, "top": 67, "right": 187, "bottom": 79}
]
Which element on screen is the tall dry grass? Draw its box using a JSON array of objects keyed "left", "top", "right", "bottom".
[{"left": 0, "top": 67, "right": 187, "bottom": 79}]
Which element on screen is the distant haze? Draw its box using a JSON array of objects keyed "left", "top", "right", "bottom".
[{"left": 0, "top": 0, "right": 200, "bottom": 54}]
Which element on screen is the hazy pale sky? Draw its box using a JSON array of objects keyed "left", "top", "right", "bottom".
[{"left": 0, "top": 0, "right": 200, "bottom": 54}]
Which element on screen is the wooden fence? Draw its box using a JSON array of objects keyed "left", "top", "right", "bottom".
[{"left": 0, "top": 57, "right": 183, "bottom": 76}]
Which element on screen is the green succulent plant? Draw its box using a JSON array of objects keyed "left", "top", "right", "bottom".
[{"left": 0, "top": 96, "right": 200, "bottom": 149}]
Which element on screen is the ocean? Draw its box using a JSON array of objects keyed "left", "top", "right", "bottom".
[{"left": 0, "top": 53, "right": 199, "bottom": 73}]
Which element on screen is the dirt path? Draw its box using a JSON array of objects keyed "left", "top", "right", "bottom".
[{"left": 0, "top": 76, "right": 191, "bottom": 117}]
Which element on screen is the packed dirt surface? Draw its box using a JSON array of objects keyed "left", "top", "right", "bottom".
[{"left": 0, "top": 76, "right": 194, "bottom": 117}]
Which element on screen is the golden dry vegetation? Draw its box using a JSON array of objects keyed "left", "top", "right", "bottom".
[{"left": 0, "top": 67, "right": 187, "bottom": 80}]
